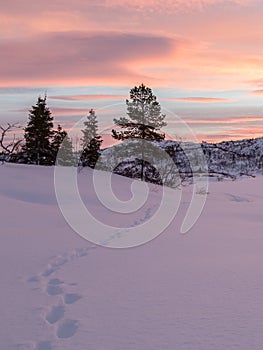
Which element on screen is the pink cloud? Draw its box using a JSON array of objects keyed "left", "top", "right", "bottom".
[
  {"left": 51, "top": 108, "right": 91, "bottom": 116},
  {"left": 49, "top": 94, "right": 128, "bottom": 101},
  {"left": 252, "top": 79, "right": 263, "bottom": 87},
  {"left": 100, "top": 0, "right": 255, "bottom": 13},
  {"left": 0, "top": 32, "right": 176, "bottom": 86},
  {"left": 169, "top": 115, "right": 263, "bottom": 125},
  {"left": 11, "top": 107, "right": 90, "bottom": 116},
  {"left": 251, "top": 89, "right": 263, "bottom": 95},
  {"left": 196, "top": 125, "right": 263, "bottom": 143},
  {"left": 1, "top": 0, "right": 253, "bottom": 15},
  {"left": 162, "top": 97, "right": 232, "bottom": 103}
]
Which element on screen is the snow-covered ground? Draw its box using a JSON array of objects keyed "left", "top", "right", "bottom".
[{"left": 1, "top": 163, "right": 263, "bottom": 350}]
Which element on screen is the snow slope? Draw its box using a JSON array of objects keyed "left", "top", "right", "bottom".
[{"left": 1, "top": 163, "right": 263, "bottom": 350}]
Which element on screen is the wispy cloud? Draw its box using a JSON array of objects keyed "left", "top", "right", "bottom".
[
  {"left": 162, "top": 97, "right": 232, "bottom": 103},
  {"left": 102, "top": 0, "right": 255, "bottom": 13},
  {"left": 1, "top": 0, "right": 263, "bottom": 142},
  {"left": 196, "top": 127, "right": 263, "bottom": 143},
  {"left": 168, "top": 115, "right": 263, "bottom": 125},
  {"left": 1, "top": 0, "right": 254, "bottom": 15},
  {"left": 11, "top": 107, "right": 90, "bottom": 116},
  {"left": 49, "top": 94, "right": 128, "bottom": 101},
  {"left": 51, "top": 107, "right": 91, "bottom": 116},
  {"left": 248, "top": 78, "right": 263, "bottom": 88},
  {"left": 251, "top": 89, "right": 263, "bottom": 95},
  {"left": 0, "top": 31, "right": 177, "bottom": 86}
]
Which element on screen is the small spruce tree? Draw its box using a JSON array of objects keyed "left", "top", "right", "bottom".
[
  {"left": 52, "top": 124, "right": 74, "bottom": 166},
  {"left": 80, "top": 109, "right": 102, "bottom": 168}
]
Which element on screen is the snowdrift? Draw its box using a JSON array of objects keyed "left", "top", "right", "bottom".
[{"left": 1, "top": 163, "right": 263, "bottom": 350}]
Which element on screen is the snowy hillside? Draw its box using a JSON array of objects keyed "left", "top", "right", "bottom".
[
  {"left": 1, "top": 163, "right": 263, "bottom": 350},
  {"left": 160, "top": 137, "right": 263, "bottom": 178},
  {"left": 201, "top": 137, "right": 263, "bottom": 178},
  {"left": 100, "top": 137, "right": 263, "bottom": 182}
]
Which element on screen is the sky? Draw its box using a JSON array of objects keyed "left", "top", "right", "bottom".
[{"left": 0, "top": 0, "right": 263, "bottom": 144}]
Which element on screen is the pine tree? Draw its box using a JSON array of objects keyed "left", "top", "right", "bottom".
[
  {"left": 80, "top": 109, "right": 102, "bottom": 168},
  {"left": 23, "top": 96, "right": 54, "bottom": 165},
  {"left": 112, "top": 83, "right": 166, "bottom": 180},
  {"left": 52, "top": 124, "right": 74, "bottom": 166}
]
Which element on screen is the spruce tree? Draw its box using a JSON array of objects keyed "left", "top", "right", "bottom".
[
  {"left": 112, "top": 84, "right": 166, "bottom": 180},
  {"left": 52, "top": 124, "right": 74, "bottom": 166},
  {"left": 80, "top": 109, "right": 102, "bottom": 168},
  {"left": 24, "top": 96, "right": 54, "bottom": 165}
]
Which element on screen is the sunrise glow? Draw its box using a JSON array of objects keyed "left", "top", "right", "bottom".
[{"left": 0, "top": 0, "right": 263, "bottom": 142}]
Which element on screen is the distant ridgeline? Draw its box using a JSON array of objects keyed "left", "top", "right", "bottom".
[
  {"left": 200, "top": 137, "right": 263, "bottom": 179},
  {"left": 100, "top": 137, "right": 263, "bottom": 183}
]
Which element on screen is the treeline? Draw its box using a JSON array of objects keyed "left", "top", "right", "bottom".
[
  {"left": 1, "top": 83, "right": 262, "bottom": 183},
  {"left": 0, "top": 84, "right": 167, "bottom": 176},
  {"left": 0, "top": 96, "right": 103, "bottom": 167}
]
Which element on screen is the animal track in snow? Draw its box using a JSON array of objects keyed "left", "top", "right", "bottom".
[
  {"left": 42, "top": 256, "right": 68, "bottom": 277},
  {"left": 35, "top": 341, "right": 52, "bottom": 350},
  {"left": 23, "top": 247, "right": 94, "bottom": 349},
  {"left": 24, "top": 232, "right": 144, "bottom": 348},
  {"left": 48, "top": 278, "right": 63, "bottom": 285},
  {"left": 15, "top": 344, "right": 34, "bottom": 350},
  {"left": 64, "top": 293, "right": 82, "bottom": 305},
  {"left": 225, "top": 193, "right": 251, "bottom": 203},
  {"left": 45, "top": 305, "right": 64, "bottom": 324},
  {"left": 46, "top": 284, "right": 63, "bottom": 296},
  {"left": 27, "top": 276, "right": 40, "bottom": 283},
  {"left": 56, "top": 319, "right": 79, "bottom": 339},
  {"left": 46, "top": 278, "right": 64, "bottom": 295}
]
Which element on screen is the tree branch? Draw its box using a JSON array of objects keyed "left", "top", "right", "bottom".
[{"left": 0, "top": 123, "right": 23, "bottom": 157}]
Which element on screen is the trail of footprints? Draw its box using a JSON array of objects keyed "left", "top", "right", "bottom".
[
  {"left": 20, "top": 206, "right": 155, "bottom": 350},
  {"left": 24, "top": 246, "right": 94, "bottom": 350}
]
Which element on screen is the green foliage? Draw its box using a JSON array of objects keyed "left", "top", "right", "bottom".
[
  {"left": 80, "top": 109, "right": 103, "bottom": 168},
  {"left": 81, "top": 109, "right": 99, "bottom": 148},
  {"left": 52, "top": 124, "right": 67, "bottom": 153},
  {"left": 112, "top": 83, "right": 166, "bottom": 141},
  {"left": 112, "top": 84, "right": 166, "bottom": 180},
  {"left": 52, "top": 125, "right": 74, "bottom": 166},
  {"left": 23, "top": 96, "right": 54, "bottom": 165}
]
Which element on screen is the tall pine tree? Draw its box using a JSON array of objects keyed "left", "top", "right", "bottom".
[
  {"left": 80, "top": 109, "right": 102, "bottom": 168},
  {"left": 112, "top": 84, "right": 166, "bottom": 180},
  {"left": 24, "top": 96, "right": 54, "bottom": 165}
]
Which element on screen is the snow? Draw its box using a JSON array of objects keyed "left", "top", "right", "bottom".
[
  {"left": 1, "top": 163, "right": 263, "bottom": 349},
  {"left": 100, "top": 137, "right": 263, "bottom": 185}
]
